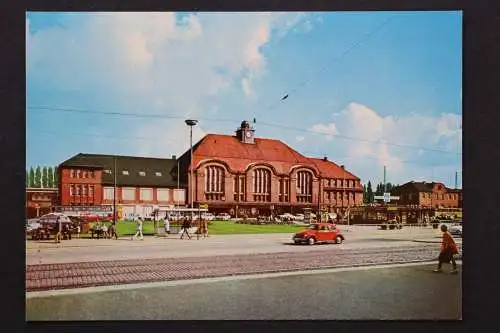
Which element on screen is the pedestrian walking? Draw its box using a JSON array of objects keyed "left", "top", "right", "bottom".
[
  {"left": 132, "top": 219, "right": 144, "bottom": 240},
  {"left": 434, "top": 224, "right": 459, "bottom": 274},
  {"left": 164, "top": 214, "right": 170, "bottom": 238},
  {"left": 201, "top": 219, "right": 209, "bottom": 238},
  {"left": 76, "top": 223, "right": 81, "bottom": 239},
  {"left": 109, "top": 222, "right": 118, "bottom": 240},
  {"left": 180, "top": 217, "right": 192, "bottom": 240}
]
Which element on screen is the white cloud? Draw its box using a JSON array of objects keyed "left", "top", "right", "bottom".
[
  {"left": 27, "top": 12, "right": 313, "bottom": 158},
  {"left": 295, "top": 135, "right": 305, "bottom": 142},
  {"left": 307, "top": 102, "right": 462, "bottom": 185},
  {"left": 309, "top": 123, "right": 339, "bottom": 140}
]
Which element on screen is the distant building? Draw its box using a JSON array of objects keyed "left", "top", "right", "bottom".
[
  {"left": 57, "top": 154, "right": 186, "bottom": 218},
  {"left": 26, "top": 188, "right": 59, "bottom": 218},
  {"left": 177, "top": 120, "right": 364, "bottom": 217},
  {"left": 392, "top": 181, "right": 461, "bottom": 208}
]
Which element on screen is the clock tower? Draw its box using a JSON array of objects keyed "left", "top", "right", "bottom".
[{"left": 236, "top": 120, "right": 255, "bottom": 144}]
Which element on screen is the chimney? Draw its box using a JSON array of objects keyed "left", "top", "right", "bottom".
[
  {"left": 172, "top": 155, "right": 177, "bottom": 160},
  {"left": 340, "top": 165, "right": 345, "bottom": 169},
  {"left": 323, "top": 156, "right": 328, "bottom": 161}
]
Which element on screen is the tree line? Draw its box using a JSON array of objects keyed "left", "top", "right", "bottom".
[
  {"left": 362, "top": 181, "right": 399, "bottom": 204},
  {"left": 26, "top": 166, "right": 58, "bottom": 188}
]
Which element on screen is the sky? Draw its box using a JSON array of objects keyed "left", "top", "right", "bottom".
[{"left": 26, "top": 11, "right": 462, "bottom": 188}]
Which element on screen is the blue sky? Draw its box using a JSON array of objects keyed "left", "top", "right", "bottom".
[{"left": 26, "top": 11, "right": 462, "bottom": 187}]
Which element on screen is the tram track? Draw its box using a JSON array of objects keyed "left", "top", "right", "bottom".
[{"left": 26, "top": 244, "right": 455, "bottom": 292}]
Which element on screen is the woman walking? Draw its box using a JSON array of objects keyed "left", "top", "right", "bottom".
[{"left": 434, "top": 224, "right": 459, "bottom": 274}]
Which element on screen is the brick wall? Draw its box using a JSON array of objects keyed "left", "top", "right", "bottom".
[{"left": 192, "top": 162, "right": 363, "bottom": 210}]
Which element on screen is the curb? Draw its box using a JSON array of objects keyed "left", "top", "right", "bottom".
[{"left": 412, "top": 239, "right": 462, "bottom": 244}]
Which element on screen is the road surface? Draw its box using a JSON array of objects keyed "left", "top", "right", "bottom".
[
  {"left": 26, "top": 226, "right": 451, "bottom": 265},
  {"left": 26, "top": 262, "right": 462, "bottom": 320}
]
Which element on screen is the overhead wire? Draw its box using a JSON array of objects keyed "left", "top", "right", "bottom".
[
  {"left": 253, "top": 14, "right": 397, "bottom": 120},
  {"left": 27, "top": 106, "right": 461, "bottom": 155}
]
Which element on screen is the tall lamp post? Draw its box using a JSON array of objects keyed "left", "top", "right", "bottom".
[
  {"left": 185, "top": 119, "right": 198, "bottom": 227},
  {"left": 113, "top": 156, "right": 117, "bottom": 225}
]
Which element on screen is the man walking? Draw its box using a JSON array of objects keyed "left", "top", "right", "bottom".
[
  {"left": 434, "top": 224, "right": 459, "bottom": 274},
  {"left": 109, "top": 222, "right": 119, "bottom": 240},
  {"left": 180, "top": 217, "right": 192, "bottom": 240},
  {"left": 132, "top": 218, "right": 144, "bottom": 240},
  {"left": 164, "top": 214, "right": 170, "bottom": 238}
]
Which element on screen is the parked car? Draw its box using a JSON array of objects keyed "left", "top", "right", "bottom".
[
  {"left": 292, "top": 223, "right": 345, "bottom": 245},
  {"left": 26, "top": 221, "right": 41, "bottom": 234},
  {"left": 449, "top": 224, "right": 462, "bottom": 237},
  {"left": 216, "top": 213, "right": 231, "bottom": 221}
]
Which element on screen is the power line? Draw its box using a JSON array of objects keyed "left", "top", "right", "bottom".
[
  {"left": 257, "top": 121, "right": 460, "bottom": 155},
  {"left": 255, "top": 15, "right": 397, "bottom": 118},
  {"left": 28, "top": 105, "right": 461, "bottom": 155}
]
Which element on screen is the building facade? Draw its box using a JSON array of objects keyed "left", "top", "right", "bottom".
[
  {"left": 26, "top": 188, "right": 59, "bottom": 218},
  {"left": 58, "top": 154, "right": 187, "bottom": 218},
  {"left": 177, "top": 120, "right": 364, "bottom": 217},
  {"left": 392, "top": 181, "right": 461, "bottom": 208}
]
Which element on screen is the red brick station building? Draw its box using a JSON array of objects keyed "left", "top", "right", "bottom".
[
  {"left": 26, "top": 120, "right": 461, "bottom": 219},
  {"left": 47, "top": 120, "right": 363, "bottom": 218},
  {"left": 177, "top": 120, "right": 363, "bottom": 217}
]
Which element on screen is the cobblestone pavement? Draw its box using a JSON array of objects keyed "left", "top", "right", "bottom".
[{"left": 26, "top": 243, "right": 461, "bottom": 292}]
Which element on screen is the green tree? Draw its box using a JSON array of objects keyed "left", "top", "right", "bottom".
[
  {"left": 54, "top": 166, "right": 59, "bottom": 187},
  {"left": 47, "top": 166, "right": 54, "bottom": 188},
  {"left": 29, "top": 167, "right": 35, "bottom": 187},
  {"left": 42, "top": 166, "right": 48, "bottom": 188},
  {"left": 34, "top": 166, "right": 41, "bottom": 188},
  {"left": 366, "top": 181, "right": 374, "bottom": 204}
]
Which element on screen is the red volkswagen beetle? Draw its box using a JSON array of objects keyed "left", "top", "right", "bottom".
[{"left": 292, "top": 223, "right": 345, "bottom": 245}]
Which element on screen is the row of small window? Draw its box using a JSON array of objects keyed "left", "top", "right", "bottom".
[
  {"left": 324, "top": 179, "right": 358, "bottom": 188},
  {"left": 417, "top": 193, "right": 459, "bottom": 200},
  {"left": 69, "top": 184, "right": 95, "bottom": 196},
  {"left": 69, "top": 169, "right": 95, "bottom": 178},
  {"left": 31, "top": 194, "right": 52, "bottom": 201},
  {"left": 324, "top": 192, "right": 356, "bottom": 201},
  {"left": 103, "top": 169, "right": 163, "bottom": 177},
  {"left": 102, "top": 187, "right": 185, "bottom": 202}
]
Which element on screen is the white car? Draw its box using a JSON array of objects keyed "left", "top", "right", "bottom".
[
  {"left": 216, "top": 213, "right": 231, "bottom": 221},
  {"left": 449, "top": 224, "right": 462, "bottom": 237},
  {"left": 26, "top": 222, "right": 41, "bottom": 232},
  {"left": 202, "top": 213, "right": 215, "bottom": 221}
]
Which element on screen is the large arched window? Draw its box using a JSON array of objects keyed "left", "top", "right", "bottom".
[
  {"left": 296, "top": 171, "right": 313, "bottom": 203},
  {"left": 252, "top": 168, "right": 271, "bottom": 202},
  {"left": 205, "top": 165, "right": 225, "bottom": 201}
]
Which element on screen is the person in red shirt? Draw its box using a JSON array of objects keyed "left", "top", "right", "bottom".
[{"left": 434, "top": 224, "right": 459, "bottom": 274}]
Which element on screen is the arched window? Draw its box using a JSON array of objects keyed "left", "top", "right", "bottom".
[
  {"left": 296, "top": 171, "right": 313, "bottom": 203},
  {"left": 205, "top": 165, "right": 225, "bottom": 201},
  {"left": 252, "top": 168, "right": 271, "bottom": 202}
]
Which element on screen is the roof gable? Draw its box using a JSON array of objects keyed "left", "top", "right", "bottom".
[
  {"left": 189, "top": 134, "right": 318, "bottom": 175},
  {"left": 309, "top": 158, "right": 359, "bottom": 180}
]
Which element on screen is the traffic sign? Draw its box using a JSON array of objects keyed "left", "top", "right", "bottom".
[
  {"left": 374, "top": 192, "right": 400, "bottom": 203},
  {"left": 199, "top": 204, "right": 208, "bottom": 209}
]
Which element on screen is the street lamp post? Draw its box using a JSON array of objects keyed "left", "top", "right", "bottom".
[
  {"left": 113, "top": 156, "right": 117, "bottom": 225},
  {"left": 185, "top": 119, "right": 198, "bottom": 233}
]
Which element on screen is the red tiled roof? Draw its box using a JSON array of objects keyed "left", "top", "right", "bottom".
[
  {"left": 191, "top": 134, "right": 360, "bottom": 180},
  {"left": 309, "top": 158, "right": 359, "bottom": 180}
]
